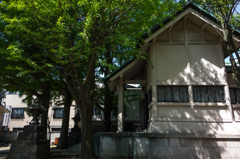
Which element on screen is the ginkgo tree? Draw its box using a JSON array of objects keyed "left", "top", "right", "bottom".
[{"left": 0, "top": 0, "right": 180, "bottom": 158}]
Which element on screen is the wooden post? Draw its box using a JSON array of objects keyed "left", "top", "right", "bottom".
[{"left": 117, "top": 76, "right": 124, "bottom": 132}]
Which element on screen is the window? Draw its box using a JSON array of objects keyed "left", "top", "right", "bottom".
[
  {"left": 230, "top": 88, "right": 240, "bottom": 104},
  {"left": 157, "top": 86, "right": 189, "bottom": 102},
  {"left": 193, "top": 86, "right": 224, "bottom": 102},
  {"left": 53, "top": 108, "right": 64, "bottom": 118},
  {"left": 11, "top": 108, "right": 24, "bottom": 118}
]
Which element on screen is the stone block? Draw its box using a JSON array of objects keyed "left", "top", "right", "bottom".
[
  {"left": 169, "top": 138, "right": 182, "bottom": 147},
  {"left": 7, "top": 152, "right": 29, "bottom": 159},
  {"left": 150, "top": 147, "right": 173, "bottom": 157},
  {"left": 100, "top": 136, "right": 113, "bottom": 144},
  {"left": 133, "top": 146, "right": 149, "bottom": 158},
  {"left": 134, "top": 138, "right": 149, "bottom": 147},
  {"left": 150, "top": 138, "right": 168, "bottom": 147},
  {"left": 8, "top": 140, "right": 50, "bottom": 159},
  {"left": 94, "top": 133, "right": 240, "bottom": 159},
  {"left": 99, "top": 137, "right": 133, "bottom": 158},
  {"left": 68, "top": 130, "right": 81, "bottom": 147},
  {"left": 180, "top": 138, "right": 203, "bottom": 147},
  {"left": 170, "top": 147, "right": 188, "bottom": 156},
  {"left": 23, "top": 125, "right": 43, "bottom": 132},
  {"left": 7, "top": 139, "right": 50, "bottom": 159},
  {"left": 17, "top": 132, "right": 46, "bottom": 140}
]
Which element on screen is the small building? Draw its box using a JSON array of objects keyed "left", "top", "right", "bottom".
[
  {"left": 1, "top": 92, "right": 76, "bottom": 144},
  {"left": 99, "top": 2, "right": 240, "bottom": 158},
  {"left": 105, "top": 1, "right": 240, "bottom": 135}
]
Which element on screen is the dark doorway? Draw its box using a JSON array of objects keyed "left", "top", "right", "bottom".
[{"left": 139, "top": 94, "right": 149, "bottom": 130}]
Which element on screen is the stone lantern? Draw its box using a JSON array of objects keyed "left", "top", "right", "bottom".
[
  {"left": 72, "top": 112, "right": 81, "bottom": 130},
  {"left": 28, "top": 104, "right": 43, "bottom": 126},
  {"left": 7, "top": 104, "right": 50, "bottom": 159},
  {"left": 68, "top": 112, "right": 81, "bottom": 147}
]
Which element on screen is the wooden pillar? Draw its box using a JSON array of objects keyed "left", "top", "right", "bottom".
[{"left": 117, "top": 76, "right": 124, "bottom": 132}]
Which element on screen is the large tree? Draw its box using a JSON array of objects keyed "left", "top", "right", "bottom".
[
  {"left": 1, "top": 0, "right": 180, "bottom": 158},
  {"left": 0, "top": 3, "right": 70, "bottom": 138}
]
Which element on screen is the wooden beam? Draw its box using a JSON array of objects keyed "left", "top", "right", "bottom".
[
  {"left": 201, "top": 23, "right": 208, "bottom": 30},
  {"left": 117, "top": 76, "right": 124, "bottom": 132},
  {"left": 184, "top": 14, "right": 189, "bottom": 21},
  {"left": 123, "top": 80, "right": 146, "bottom": 85},
  {"left": 126, "top": 88, "right": 142, "bottom": 91}
]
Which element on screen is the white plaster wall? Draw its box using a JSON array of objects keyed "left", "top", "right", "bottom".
[
  {"left": 157, "top": 106, "right": 192, "bottom": 119},
  {"left": 48, "top": 106, "right": 75, "bottom": 130},
  {"left": 5, "top": 94, "right": 27, "bottom": 107},
  {"left": 146, "top": 15, "right": 233, "bottom": 134},
  {"left": 148, "top": 121, "right": 240, "bottom": 134},
  {"left": 5, "top": 94, "right": 30, "bottom": 131},
  {"left": 155, "top": 45, "right": 190, "bottom": 84},
  {"left": 234, "top": 109, "right": 240, "bottom": 121},
  {"left": 153, "top": 44, "right": 225, "bottom": 85},
  {"left": 189, "top": 44, "right": 226, "bottom": 85},
  {"left": 155, "top": 106, "right": 232, "bottom": 122}
]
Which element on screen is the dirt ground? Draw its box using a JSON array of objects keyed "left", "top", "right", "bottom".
[
  {"left": 0, "top": 154, "right": 81, "bottom": 159},
  {"left": 0, "top": 144, "right": 81, "bottom": 159}
]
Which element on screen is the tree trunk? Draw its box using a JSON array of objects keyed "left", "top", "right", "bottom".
[
  {"left": 80, "top": 53, "right": 96, "bottom": 159},
  {"left": 57, "top": 88, "right": 72, "bottom": 149},
  {"left": 41, "top": 108, "right": 49, "bottom": 135},
  {"left": 40, "top": 82, "right": 51, "bottom": 136},
  {"left": 103, "top": 50, "right": 113, "bottom": 132},
  {"left": 104, "top": 91, "right": 113, "bottom": 132},
  {"left": 81, "top": 104, "right": 95, "bottom": 159}
]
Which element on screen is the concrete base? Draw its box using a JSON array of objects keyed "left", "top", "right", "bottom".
[
  {"left": 7, "top": 140, "right": 50, "bottom": 159},
  {"left": 94, "top": 133, "right": 240, "bottom": 159},
  {"left": 7, "top": 125, "right": 50, "bottom": 159},
  {"left": 68, "top": 128, "right": 81, "bottom": 147}
]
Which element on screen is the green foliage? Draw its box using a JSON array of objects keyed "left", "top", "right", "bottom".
[{"left": 1, "top": 0, "right": 181, "bottom": 80}]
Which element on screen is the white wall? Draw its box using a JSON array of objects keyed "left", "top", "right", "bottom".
[
  {"left": 189, "top": 44, "right": 225, "bottom": 85},
  {"left": 155, "top": 44, "right": 189, "bottom": 84},
  {"left": 4, "top": 94, "right": 75, "bottom": 132},
  {"left": 146, "top": 14, "right": 235, "bottom": 134}
]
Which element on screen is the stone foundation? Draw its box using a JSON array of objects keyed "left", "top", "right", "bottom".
[
  {"left": 94, "top": 133, "right": 240, "bottom": 159},
  {"left": 7, "top": 125, "right": 50, "bottom": 159}
]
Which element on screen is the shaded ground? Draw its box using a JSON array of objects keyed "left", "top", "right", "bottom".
[
  {"left": 0, "top": 144, "right": 10, "bottom": 159},
  {"left": 0, "top": 144, "right": 82, "bottom": 159}
]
